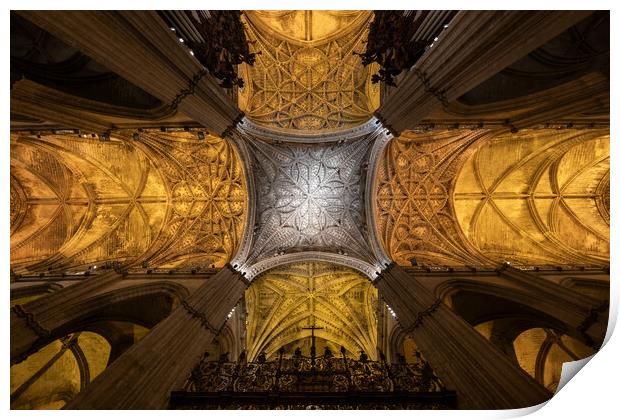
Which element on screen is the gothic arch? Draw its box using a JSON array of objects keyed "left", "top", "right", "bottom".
[
  {"left": 15, "top": 281, "right": 189, "bottom": 361},
  {"left": 435, "top": 278, "right": 589, "bottom": 342},
  {"left": 59, "top": 282, "right": 189, "bottom": 332},
  {"left": 243, "top": 251, "right": 379, "bottom": 281}
]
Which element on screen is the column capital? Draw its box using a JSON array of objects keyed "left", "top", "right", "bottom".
[
  {"left": 224, "top": 263, "right": 250, "bottom": 287},
  {"left": 372, "top": 261, "right": 397, "bottom": 286}
]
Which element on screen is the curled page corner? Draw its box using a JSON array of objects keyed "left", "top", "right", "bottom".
[{"left": 554, "top": 355, "right": 594, "bottom": 395}]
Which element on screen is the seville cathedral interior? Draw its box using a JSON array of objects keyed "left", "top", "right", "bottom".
[{"left": 8, "top": 9, "right": 611, "bottom": 410}]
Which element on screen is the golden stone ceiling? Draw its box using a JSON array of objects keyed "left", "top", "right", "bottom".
[
  {"left": 245, "top": 261, "right": 378, "bottom": 361},
  {"left": 454, "top": 129, "right": 610, "bottom": 266},
  {"left": 10, "top": 131, "right": 248, "bottom": 273},
  {"left": 374, "top": 128, "right": 610, "bottom": 268},
  {"left": 374, "top": 130, "right": 491, "bottom": 267},
  {"left": 238, "top": 10, "right": 380, "bottom": 131}
]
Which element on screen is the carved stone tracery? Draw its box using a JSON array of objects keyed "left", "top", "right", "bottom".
[
  {"left": 242, "top": 128, "right": 378, "bottom": 268},
  {"left": 245, "top": 261, "right": 378, "bottom": 361},
  {"left": 375, "top": 130, "right": 492, "bottom": 267},
  {"left": 238, "top": 11, "right": 379, "bottom": 131},
  {"left": 9, "top": 131, "right": 248, "bottom": 273}
]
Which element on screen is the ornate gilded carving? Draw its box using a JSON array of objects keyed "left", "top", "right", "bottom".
[
  {"left": 238, "top": 11, "right": 379, "bottom": 131},
  {"left": 454, "top": 129, "right": 610, "bottom": 266},
  {"left": 374, "top": 130, "right": 492, "bottom": 267},
  {"left": 245, "top": 262, "right": 378, "bottom": 361}
]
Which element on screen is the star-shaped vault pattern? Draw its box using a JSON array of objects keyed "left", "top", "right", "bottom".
[{"left": 244, "top": 135, "right": 375, "bottom": 266}]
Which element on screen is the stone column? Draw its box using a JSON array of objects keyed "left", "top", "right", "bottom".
[
  {"left": 375, "top": 264, "right": 551, "bottom": 409},
  {"left": 497, "top": 265, "right": 608, "bottom": 348},
  {"left": 64, "top": 265, "right": 247, "bottom": 409},
  {"left": 17, "top": 11, "right": 242, "bottom": 137},
  {"left": 376, "top": 11, "right": 591, "bottom": 134},
  {"left": 11, "top": 79, "right": 112, "bottom": 133},
  {"left": 11, "top": 271, "right": 122, "bottom": 365},
  {"left": 507, "top": 73, "right": 609, "bottom": 131}
]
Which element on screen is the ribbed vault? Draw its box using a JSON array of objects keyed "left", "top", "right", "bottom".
[
  {"left": 242, "top": 130, "right": 377, "bottom": 269},
  {"left": 374, "top": 130, "right": 491, "bottom": 267},
  {"left": 9, "top": 131, "right": 248, "bottom": 273},
  {"left": 238, "top": 10, "right": 379, "bottom": 131},
  {"left": 245, "top": 261, "right": 378, "bottom": 361},
  {"left": 453, "top": 129, "right": 610, "bottom": 266}
]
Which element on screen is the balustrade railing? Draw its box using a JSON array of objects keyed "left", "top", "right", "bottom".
[{"left": 171, "top": 348, "right": 456, "bottom": 409}]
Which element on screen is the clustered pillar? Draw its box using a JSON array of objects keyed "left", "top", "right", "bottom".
[
  {"left": 376, "top": 11, "right": 591, "bottom": 134},
  {"left": 375, "top": 264, "right": 552, "bottom": 409},
  {"left": 63, "top": 265, "right": 247, "bottom": 409},
  {"left": 17, "top": 11, "right": 242, "bottom": 137}
]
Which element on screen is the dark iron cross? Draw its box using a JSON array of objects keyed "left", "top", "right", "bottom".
[{"left": 302, "top": 322, "right": 324, "bottom": 368}]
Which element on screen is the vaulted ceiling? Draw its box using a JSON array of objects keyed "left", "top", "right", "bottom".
[
  {"left": 454, "top": 129, "right": 610, "bottom": 266},
  {"left": 238, "top": 10, "right": 379, "bottom": 131},
  {"left": 8, "top": 10, "right": 611, "bottom": 410},
  {"left": 374, "top": 128, "right": 610, "bottom": 268},
  {"left": 10, "top": 10, "right": 610, "bottom": 277},
  {"left": 10, "top": 131, "right": 247, "bottom": 274},
  {"left": 245, "top": 261, "right": 378, "bottom": 360},
  {"left": 374, "top": 129, "right": 491, "bottom": 267}
]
